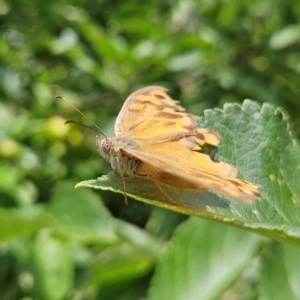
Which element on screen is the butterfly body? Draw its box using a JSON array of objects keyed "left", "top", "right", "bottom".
[
  {"left": 96, "top": 136, "right": 141, "bottom": 175},
  {"left": 95, "top": 86, "right": 260, "bottom": 204}
]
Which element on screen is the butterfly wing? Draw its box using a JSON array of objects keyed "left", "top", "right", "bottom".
[
  {"left": 121, "top": 143, "right": 259, "bottom": 204},
  {"left": 114, "top": 86, "right": 220, "bottom": 150},
  {"left": 113, "top": 85, "right": 259, "bottom": 203}
]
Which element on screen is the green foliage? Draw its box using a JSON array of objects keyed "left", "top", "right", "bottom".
[
  {"left": 258, "top": 241, "right": 300, "bottom": 300},
  {"left": 147, "top": 218, "right": 260, "bottom": 300},
  {"left": 1, "top": 0, "right": 300, "bottom": 299}
]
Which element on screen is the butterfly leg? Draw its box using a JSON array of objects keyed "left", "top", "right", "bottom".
[
  {"left": 135, "top": 172, "right": 177, "bottom": 205},
  {"left": 116, "top": 156, "right": 129, "bottom": 205},
  {"left": 149, "top": 175, "right": 177, "bottom": 205}
]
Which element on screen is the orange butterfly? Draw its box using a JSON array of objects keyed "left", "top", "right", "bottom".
[{"left": 95, "top": 86, "right": 260, "bottom": 205}]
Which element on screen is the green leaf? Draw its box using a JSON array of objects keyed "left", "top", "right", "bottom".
[
  {"left": 0, "top": 207, "right": 54, "bottom": 242},
  {"left": 258, "top": 241, "right": 300, "bottom": 300},
  {"left": 33, "top": 233, "right": 73, "bottom": 300},
  {"left": 147, "top": 218, "right": 260, "bottom": 300},
  {"left": 77, "top": 100, "right": 300, "bottom": 245},
  {"left": 91, "top": 221, "right": 161, "bottom": 297},
  {"left": 201, "top": 101, "right": 300, "bottom": 245},
  {"left": 46, "top": 182, "right": 117, "bottom": 244},
  {"left": 91, "top": 243, "right": 155, "bottom": 286},
  {"left": 115, "top": 220, "right": 162, "bottom": 256},
  {"left": 269, "top": 24, "right": 300, "bottom": 50},
  {"left": 77, "top": 100, "right": 300, "bottom": 246}
]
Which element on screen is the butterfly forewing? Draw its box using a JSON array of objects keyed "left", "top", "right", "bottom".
[
  {"left": 100, "top": 85, "right": 260, "bottom": 204},
  {"left": 115, "top": 87, "right": 210, "bottom": 144}
]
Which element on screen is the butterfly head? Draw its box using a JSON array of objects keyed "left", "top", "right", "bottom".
[{"left": 95, "top": 136, "right": 114, "bottom": 161}]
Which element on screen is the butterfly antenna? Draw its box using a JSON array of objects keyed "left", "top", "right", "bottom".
[
  {"left": 56, "top": 95, "right": 107, "bottom": 139},
  {"left": 64, "top": 120, "right": 101, "bottom": 133}
]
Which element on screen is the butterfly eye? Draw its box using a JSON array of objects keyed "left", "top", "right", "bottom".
[{"left": 102, "top": 140, "right": 112, "bottom": 154}]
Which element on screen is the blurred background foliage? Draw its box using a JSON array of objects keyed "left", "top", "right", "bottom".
[{"left": 1, "top": 0, "right": 300, "bottom": 299}]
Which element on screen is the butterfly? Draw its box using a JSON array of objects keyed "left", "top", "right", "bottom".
[{"left": 94, "top": 86, "right": 260, "bottom": 205}]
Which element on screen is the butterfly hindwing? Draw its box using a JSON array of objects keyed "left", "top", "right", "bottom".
[{"left": 121, "top": 145, "right": 258, "bottom": 204}]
